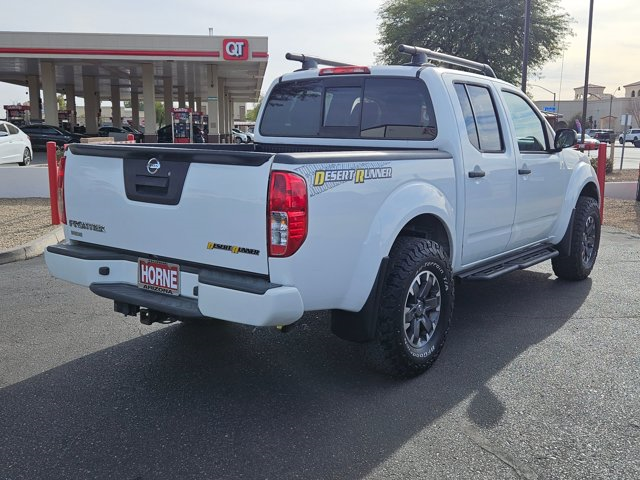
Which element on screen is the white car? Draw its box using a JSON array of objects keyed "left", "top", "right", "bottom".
[
  {"left": 231, "top": 128, "right": 249, "bottom": 144},
  {"left": 619, "top": 128, "right": 640, "bottom": 144},
  {"left": 0, "top": 120, "right": 33, "bottom": 166}
]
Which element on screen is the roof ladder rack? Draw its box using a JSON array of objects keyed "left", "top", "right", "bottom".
[
  {"left": 398, "top": 44, "right": 496, "bottom": 78},
  {"left": 285, "top": 53, "right": 353, "bottom": 71}
]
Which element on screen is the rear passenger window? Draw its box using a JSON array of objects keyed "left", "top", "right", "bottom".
[
  {"left": 454, "top": 83, "right": 503, "bottom": 152},
  {"left": 6, "top": 124, "right": 19, "bottom": 135},
  {"left": 454, "top": 84, "right": 480, "bottom": 150}
]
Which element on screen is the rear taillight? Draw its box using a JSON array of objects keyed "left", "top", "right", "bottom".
[
  {"left": 57, "top": 156, "right": 66, "bottom": 224},
  {"left": 268, "top": 171, "right": 307, "bottom": 257}
]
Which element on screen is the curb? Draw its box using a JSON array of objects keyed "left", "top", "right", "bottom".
[{"left": 0, "top": 227, "right": 65, "bottom": 265}]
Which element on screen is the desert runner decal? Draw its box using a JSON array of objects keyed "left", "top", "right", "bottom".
[
  {"left": 295, "top": 161, "right": 392, "bottom": 197},
  {"left": 207, "top": 242, "right": 260, "bottom": 256}
]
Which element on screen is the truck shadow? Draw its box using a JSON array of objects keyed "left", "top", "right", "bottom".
[{"left": 0, "top": 269, "right": 591, "bottom": 479}]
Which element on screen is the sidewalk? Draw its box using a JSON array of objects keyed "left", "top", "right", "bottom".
[{"left": 0, "top": 198, "right": 64, "bottom": 265}]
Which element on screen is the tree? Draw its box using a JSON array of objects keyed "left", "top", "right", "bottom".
[
  {"left": 629, "top": 98, "right": 640, "bottom": 128},
  {"left": 376, "top": 0, "right": 572, "bottom": 85},
  {"left": 245, "top": 97, "right": 263, "bottom": 122},
  {"left": 155, "top": 101, "right": 165, "bottom": 127}
]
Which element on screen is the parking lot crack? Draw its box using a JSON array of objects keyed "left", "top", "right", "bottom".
[{"left": 463, "top": 423, "right": 539, "bottom": 480}]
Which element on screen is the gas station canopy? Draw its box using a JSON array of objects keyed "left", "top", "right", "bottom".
[{"left": 0, "top": 31, "right": 268, "bottom": 140}]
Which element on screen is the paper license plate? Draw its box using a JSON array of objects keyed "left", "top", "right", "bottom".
[{"left": 137, "top": 258, "right": 180, "bottom": 296}]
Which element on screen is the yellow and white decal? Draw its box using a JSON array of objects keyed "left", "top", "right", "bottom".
[
  {"left": 296, "top": 161, "right": 393, "bottom": 197},
  {"left": 207, "top": 242, "right": 260, "bottom": 256}
]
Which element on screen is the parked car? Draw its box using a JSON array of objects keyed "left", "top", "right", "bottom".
[
  {"left": 122, "top": 125, "right": 144, "bottom": 142},
  {"left": 231, "top": 128, "right": 248, "bottom": 143},
  {"left": 587, "top": 129, "right": 614, "bottom": 144},
  {"left": 0, "top": 120, "right": 33, "bottom": 166},
  {"left": 20, "top": 124, "right": 84, "bottom": 149},
  {"left": 619, "top": 128, "right": 640, "bottom": 144},
  {"left": 98, "top": 126, "right": 143, "bottom": 143},
  {"left": 156, "top": 125, "right": 206, "bottom": 143},
  {"left": 574, "top": 132, "right": 600, "bottom": 151}
]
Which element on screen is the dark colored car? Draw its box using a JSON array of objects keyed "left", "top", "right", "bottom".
[
  {"left": 122, "top": 125, "right": 145, "bottom": 142},
  {"left": 98, "top": 126, "right": 144, "bottom": 143},
  {"left": 20, "top": 124, "right": 84, "bottom": 149},
  {"left": 156, "top": 125, "right": 206, "bottom": 143},
  {"left": 589, "top": 129, "right": 615, "bottom": 144}
]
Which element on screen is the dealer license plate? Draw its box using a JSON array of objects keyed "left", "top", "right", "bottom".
[{"left": 137, "top": 258, "right": 180, "bottom": 296}]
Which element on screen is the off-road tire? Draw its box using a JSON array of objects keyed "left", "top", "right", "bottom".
[
  {"left": 367, "top": 237, "right": 454, "bottom": 378},
  {"left": 552, "top": 196, "right": 600, "bottom": 281}
]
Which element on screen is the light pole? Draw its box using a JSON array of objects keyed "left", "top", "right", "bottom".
[
  {"left": 521, "top": 0, "right": 532, "bottom": 93},
  {"left": 580, "top": 0, "right": 595, "bottom": 145},
  {"left": 608, "top": 86, "right": 620, "bottom": 130},
  {"left": 530, "top": 84, "right": 557, "bottom": 114}
]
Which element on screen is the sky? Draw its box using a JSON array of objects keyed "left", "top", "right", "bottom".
[{"left": 0, "top": 0, "right": 636, "bottom": 109}]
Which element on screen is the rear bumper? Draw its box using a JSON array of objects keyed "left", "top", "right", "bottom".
[{"left": 45, "top": 243, "right": 304, "bottom": 327}]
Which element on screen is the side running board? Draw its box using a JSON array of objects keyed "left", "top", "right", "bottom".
[{"left": 458, "top": 245, "right": 559, "bottom": 281}]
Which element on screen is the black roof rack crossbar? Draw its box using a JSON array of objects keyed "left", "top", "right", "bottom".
[
  {"left": 285, "top": 53, "right": 352, "bottom": 71},
  {"left": 398, "top": 45, "right": 496, "bottom": 78}
]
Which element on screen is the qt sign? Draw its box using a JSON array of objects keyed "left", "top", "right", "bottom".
[{"left": 223, "top": 39, "right": 249, "bottom": 60}]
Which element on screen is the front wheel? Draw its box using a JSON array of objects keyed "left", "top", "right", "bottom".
[
  {"left": 19, "top": 148, "right": 31, "bottom": 166},
  {"left": 367, "top": 237, "right": 454, "bottom": 378},
  {"left": 552, "top": 196, "right": 600, "bottom": 281}
]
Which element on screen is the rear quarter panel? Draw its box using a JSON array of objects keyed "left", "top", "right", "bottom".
[{"left": 268, "top": 151, "right": 456, "bottom": 312}]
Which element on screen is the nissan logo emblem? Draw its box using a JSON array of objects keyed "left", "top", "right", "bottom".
[{"left": 147, "top": 158, "right": 161, "bottom": 174}]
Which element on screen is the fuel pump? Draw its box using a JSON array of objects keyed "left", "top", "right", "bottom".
[
  {"left": 58, "top": 110, "right": 71, "bottom": 130},
  {"left": 171, "top": 107, "right": 193, "bottom": 143},
  {"left": 3, "top": 105, "right": 29, "bottom": 126},
  {"left": 192, "top": 111, "right": 203, "bottom": 130}
]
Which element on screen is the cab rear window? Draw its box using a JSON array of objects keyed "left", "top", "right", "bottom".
[{"left": 260, "top": 77, "right": 437, "bottom": 140}]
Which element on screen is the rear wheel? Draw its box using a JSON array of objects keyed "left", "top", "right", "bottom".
[
  {"left": 367, "top": 237, "right": 454, "bottom": 378},
  {"left": 552, "top": 196, "right": 600, "bottom": 280},
  {"left": 19, "top": 148, "right": 31, "bottom": 166}
]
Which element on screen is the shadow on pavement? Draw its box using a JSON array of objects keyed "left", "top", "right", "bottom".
[{"left": 0, "top": 269, "right": 591, "bottom": 479}]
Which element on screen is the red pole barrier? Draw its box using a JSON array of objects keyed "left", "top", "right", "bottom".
[
  {"left": 127, "top": 133, "right": 134, "bottom": 142},
  {"left": 636, "top": 163, "right": 640, "bottom": 202},
  {"left": 596, "top": 142, "right": 607, "bottom": 222},
  {"left": 47, "top": 141, "right": 60, "bottom": 225}
]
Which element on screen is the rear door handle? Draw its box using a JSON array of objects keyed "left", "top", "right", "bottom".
[
  {"left": 468, "top": 170, "right": 486, "bottom": 178},
  {"left": 518, "top": 168, "right": 532, "bottom": 175}
]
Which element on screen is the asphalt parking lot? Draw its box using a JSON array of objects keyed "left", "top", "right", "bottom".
[{"left": 0, "top": 228, "right": 638, "bottom": 479}]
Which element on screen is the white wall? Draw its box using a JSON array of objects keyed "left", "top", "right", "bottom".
[{"left": 0, "top": 165, "right": 50, "bottom": 198}]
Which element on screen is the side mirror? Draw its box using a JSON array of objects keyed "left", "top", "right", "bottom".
[
  {"left": 0, "top": 131, "right": 8, "bottom": 137},
  {"left": 554, "top": 128, "right": 577, "bottom": 150}
]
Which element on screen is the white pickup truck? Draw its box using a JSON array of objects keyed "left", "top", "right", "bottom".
[{"left": 45, "top": 46, "right": 601, "bottom": 377}]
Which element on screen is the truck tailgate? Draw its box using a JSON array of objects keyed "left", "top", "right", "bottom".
[{"left": 63, "top": 145, "right": 274, "bottom": 275}]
